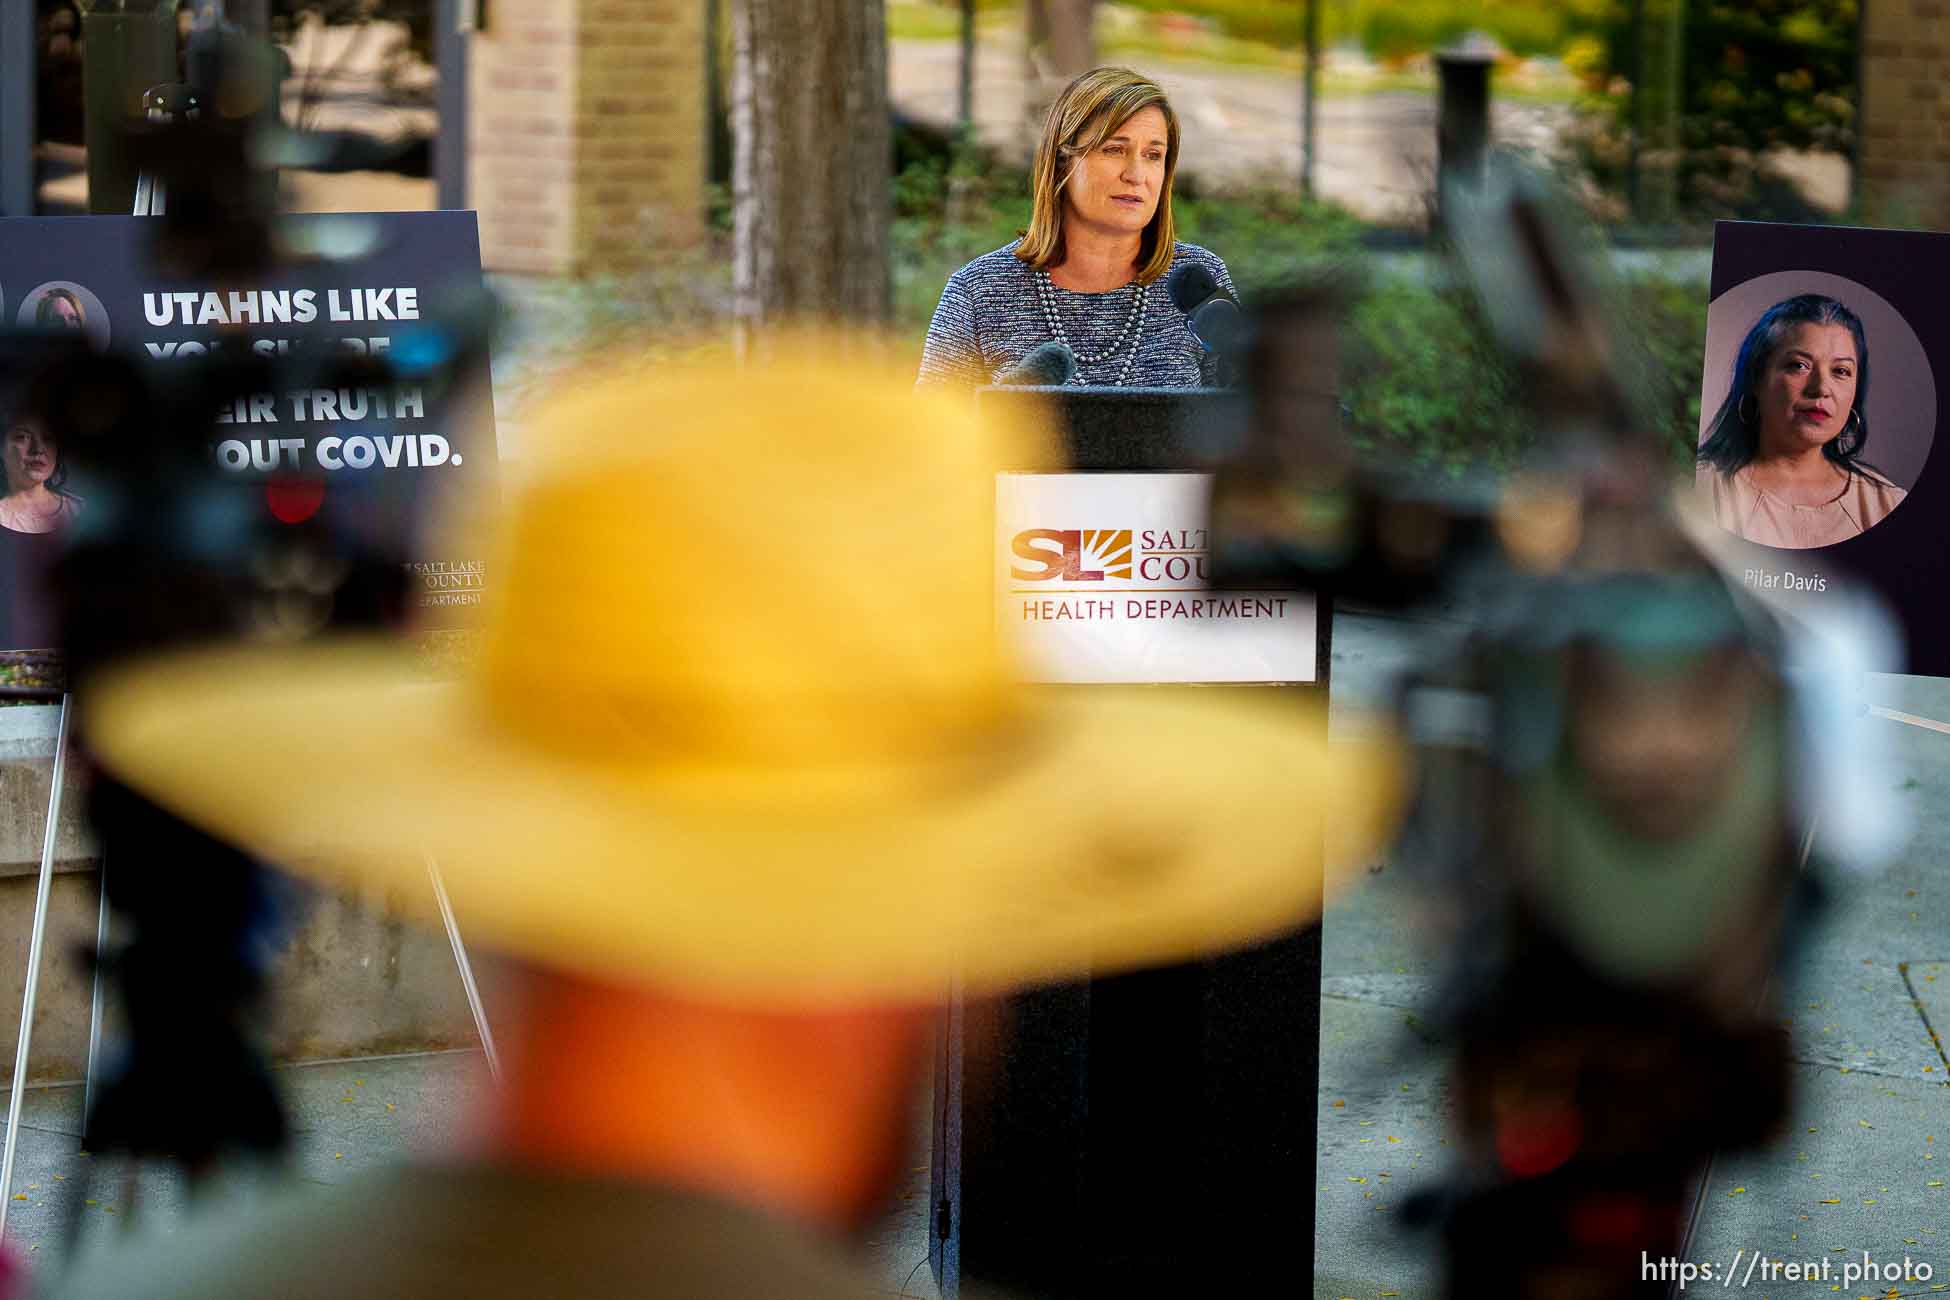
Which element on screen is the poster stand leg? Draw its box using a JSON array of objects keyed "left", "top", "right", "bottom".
[
  {"left": 423, "top": 854, "right": 499, "bottom": 1085},
  {"left": 81, "top": 853, "right": 109, "bottom": 1134},
  {"left": 0, "top": 694, "right": 71, "bottom": 1240}
]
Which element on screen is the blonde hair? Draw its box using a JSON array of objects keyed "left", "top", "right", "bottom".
[{"left": 1016, "top": 67, "right": 1181, "bottom": 285}]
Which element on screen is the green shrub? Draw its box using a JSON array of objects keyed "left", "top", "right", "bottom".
[
  {"left": 1174, "top": 185, "right": 1367, "bottom": 296},
  {"left": 0, "top": 652, "right": 62, "bottom": 706},
  {"left": 893, "top": 151, "right": 1034, "bottom": 339},
  {"left": 1339, "top": 271, "right": 1707, "bottom": 476},
  {"left": 1574, "top": 0, "right": 1859, "bottom": 219},
  {"left": 1112, "top": 0, "right": 1596, "bottom": 54},
  {"left": 1342, "top": 277, "right": 1535, "bottom": 474},
  {"left": 1479, "top": 5, "right": 1575, "bottom": 57},
  {"left": 1114, "top": 0, "right": 1305, "bottom": 47},
  {"left": 1359, "top": 2, "right": 1467, "bottom": 61},
  {"left": 1611, "top": 273, "right": 1710, "bottom": 466}
]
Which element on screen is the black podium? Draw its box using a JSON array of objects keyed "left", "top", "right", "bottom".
[{"left": 930, "top": 387, "right": 1330, "bottom": 1298}]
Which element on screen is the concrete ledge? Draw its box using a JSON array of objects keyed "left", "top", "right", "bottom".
[
  {"left": 0, "top": 705, "right": 96, "bottom": 876},
  {"left": 0, "top": 715, "right": 489, "bottom": 1081},
  {"left": 0, "top": 867, "right": 492, "bottom": 1084}
]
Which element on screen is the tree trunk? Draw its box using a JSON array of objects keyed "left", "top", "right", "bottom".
[
  {"left": 1629, "top": 0, "right": 1686, "bottom": 223},
  {"left": 1042, "top": 0, "right": 1097, "bottom": 80},
  {"left": 730, "top": 0, "right": 891, "bottom": 339},
  {"left": 1022, "top": 0, "right": 1094, "bottom": 145},
  {"left": 1301, "top": 0, "right": 1319, "bottom": 198},
  {"left": 958, "top": 0, "right": 976, "bottom": 133},
  {"left": 706, "top": 0, "right": 733, "bottom": 185}
]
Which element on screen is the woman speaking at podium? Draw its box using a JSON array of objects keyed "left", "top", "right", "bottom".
[{"left": 915, "top": 67, "right": 1236, "bottom": 390}]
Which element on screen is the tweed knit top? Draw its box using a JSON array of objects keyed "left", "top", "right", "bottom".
[{"left": 915, "top": 240, "right": 1237, "bottom": 390}]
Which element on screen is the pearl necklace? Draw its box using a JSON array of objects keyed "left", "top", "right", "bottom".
[{"left": 1033, "top": 269, "right": 1149, "bottom": 386}]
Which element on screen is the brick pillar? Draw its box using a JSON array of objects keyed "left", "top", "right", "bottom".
[
  {"left": 468, "top": 0, "right": 706, "bottom": 275},
  {"left": 1859, "top": 0, "right": 1950, "bottom": 231}
]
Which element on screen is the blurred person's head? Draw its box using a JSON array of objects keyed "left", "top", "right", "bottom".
[
  {"left": 1514, "top": 598, "right": 1792, "bottom": 990},
  {"left": 1698, "top": 294, "right": 1873, "bottom": 476},
  {"left": 1562, "top": 639, "right": 1770, "bottom": 843},
  {"left": 1018, "top": 67, "right": 1181, "bottom": 282},
  {"left": 35, "top": 287, "right": 85, "bottom": 333}
]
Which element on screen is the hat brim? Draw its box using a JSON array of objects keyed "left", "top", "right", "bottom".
[{"left": 82, "top": 641, "right": 1403, "bottom": 1005}]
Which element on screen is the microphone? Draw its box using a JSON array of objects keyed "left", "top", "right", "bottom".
[
  {"left": 1189, "top": 298, "right": 1249, "bottom": 356},
  {"left": 1167, "top": 263, "right": 1247, "bottom": 356},
  {"left": 997, "top": 341, "right": 1078, "bottom": 386},
  {"left": 1167, "top": 262, "right": 1219, "bottom": 313}
]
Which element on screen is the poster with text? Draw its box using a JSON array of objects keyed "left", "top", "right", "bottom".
[
  {"left": 1700, "top": 221, "right": 1947, "bottom": 675},
  {"left": 0, "top": 211, "right": 496, "bottom": 652}
]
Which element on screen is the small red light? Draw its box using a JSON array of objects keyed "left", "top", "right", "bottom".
[
  {"left": 1494, "top": 1106, "right": 1583, "bottom": 1178},
  {"left": 1566, "top": 1192, "right": 1658, "bottom": 1248},
  {"left": 265, "top": 476, "right": 326, "bottom": 525}
]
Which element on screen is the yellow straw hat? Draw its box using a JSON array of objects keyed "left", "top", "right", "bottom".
[{"left": 81, "top": 343, "right": 1403, "bottom": 1005}]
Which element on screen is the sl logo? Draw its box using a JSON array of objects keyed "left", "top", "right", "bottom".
[{"left": 1010, "top": 529, "right": 1133, "bottom": 582}]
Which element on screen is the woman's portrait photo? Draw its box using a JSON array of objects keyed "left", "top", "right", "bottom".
[
  {"left": 1697, "top": 272, "right": 1935, "bottom": 550},
  {"left": 915, "top": 66, "right": 1233, "bottom": 391},
  {"left": 1, "top": 409, "right": 82, "bottom": 535},
  {"left": 16, "top": 281, "right": 111, "bottom": 351},
  {"left": 36, "top": 287, "right": 85, "bottom": 332}
]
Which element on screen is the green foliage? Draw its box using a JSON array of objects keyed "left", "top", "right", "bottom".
[
  {"left": 888, "top": 0, "right": 1016, "bottom": 40},
  {"left": 892, "top": 0, "right": 1607, "bottom": 59},
  {"left": 1339, "top": 270, "right": 1709, "bottom": 475},
  {"left": 1112, "top": 0, "right": 1305, "bottom": 48},
  {"left": 1355, "top": 0, "right": 1572, "bottom": 60},
  {"left": 1576, "top": 0, "right": 1860, "bottom": 217},
  {"left": 1100, "top": 0, "right": 1606, "bottom": 57},
  {"left": 1341, "top": 277, "right": 1535, "bottom": 474},
  {"left": 0, "top": 653, "right": 62, "bottom": 707},
  {"left": 1173, "top": 185, "right": 1366, "bottom": 296},
  {"left": 893, "top": 149, "right": 1035, "bottom": 339},
  {"left": 1611, "top": 273, "right": 1711, "bottom": 465},
  {"left": 1626, "top": 0, "right": 1856, "bottom": 155}
]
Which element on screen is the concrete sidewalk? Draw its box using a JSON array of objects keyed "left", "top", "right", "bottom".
[
  {"left": 1313, "top": 623, "right": 1950, "bottom": 1299},
  {"left": 0, "top": 1048, "right": 940, "bottom": 1298},
  {"left": 0, "top": 1051, "right": 489, "bottom": 1282}
]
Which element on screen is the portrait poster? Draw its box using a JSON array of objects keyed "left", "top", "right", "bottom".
[
  {"left": 0, "top": 211, "right": 497, "bottom": 653},
  {"left": 1700, "top": 221, "right": 1946, "bottom": 675}
]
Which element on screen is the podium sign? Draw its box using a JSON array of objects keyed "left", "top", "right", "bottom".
[{"left": 996, "top": 472, "right": 1316, "bottom": 684}]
